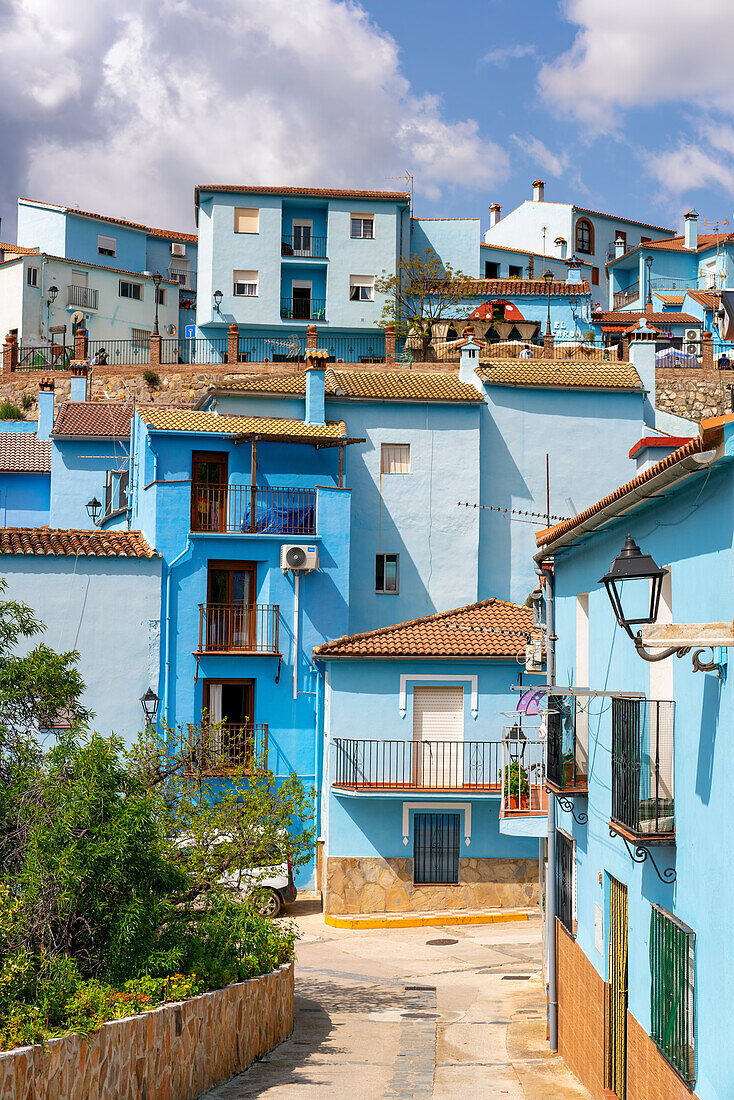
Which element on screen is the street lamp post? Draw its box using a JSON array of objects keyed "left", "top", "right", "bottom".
[
  {"left": 543, "top": 269, "right": 554, "bottom": 335},
  {"left": 152, "top": 272, "right": 162, "bottom": 336},
  {"left": 645, "top": 257, "right": 653, "bottom": 307}
]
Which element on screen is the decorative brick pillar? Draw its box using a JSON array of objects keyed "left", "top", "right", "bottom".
[
  {"left": 74, "top": 326, "right": 88, "bottom": 361},
  {"left": 149, "top": 334, "right": 162, "bottom": 367},
  {"left": 621, "top": 336, "right": 630, "bottom": 361},
  {"left": 306, "top": 325, "right": 318, "bottom": 351},
  {"left": 2, "top": 333, "right": 17, "bottom": 375},
  {"left": 543, "top": 330, "right": 555, "bottom": 358},
  {"left": 702, "top": 330, "right": 714, "bottom": 369},
  {"left": 227, "top": 323, "right": 239, "bottom": 364},
  {"left": 385, "top": 324, "right": 396, "bottom": 365}
]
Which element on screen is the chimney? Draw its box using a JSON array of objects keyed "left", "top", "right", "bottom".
[
  {"left": 630, "top": 322, "right": 658, "bottom": 425},
  {"left": 566, "top": 257, "right": 582, "bottom": 285},
  {"left": 70, "top": 363, "right": 88, "bottom": 402},
  {"left": 489, "top": 203, "right": 501, "bottom": 228},
  {"left": 458, "top": 326, "right": 482, "bottom": 388},
  {"left": 304, "top": 349, "right": 328, "bottom": 425},
  {"left": 532, "top": 179, "right": 545, "bottom": 202},
  {"left": 615, "top": 236, "right": 626, "bottom": 259},
  {"left": 37, "top": 378, "right": 54, "bottom": 440},
  {"left": 554, "top": 236, "right": 567, "bottom": 260},
  {"left": 684, "top": 209, "right": 698, "bottom": 250}
]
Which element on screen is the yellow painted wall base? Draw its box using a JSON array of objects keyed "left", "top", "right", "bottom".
[{"left": 324, "top": 909, "right": 533, "bottom": 930}]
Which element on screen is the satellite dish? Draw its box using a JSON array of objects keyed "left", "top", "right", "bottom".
[
  {"left": 166, "top": 323, "right": 176, "bottom": 335},
  {"left": 71, "top": 311, "right": 84, "bottom": 324}
]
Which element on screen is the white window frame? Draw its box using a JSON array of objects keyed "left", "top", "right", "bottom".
[
  {"left": 381, "top": 443, "right": 411, "bottom": 474},
  {"left": 234, "top": 207, "right": 259, "bottom": 234},
  {"left": 233, "top": 269, "right": 258, "bottom": 297},
  {"left": 26, "top": 266, "right": 39, "bottom": 288},
  {"left": 350, "top": 274, "right": 375, "bottom": 302},
  {"left": 155, "top": 286, "right": 167, "bottom": 306},
  {"left": 97, "top": 234, "right": 116, "bottom": 257},
  {"left": 375, "top": 552, "right": 399, "bottom": 594},
  {"left": 351, "top": 214, "right": 374, "bottom": 239},
  {"left": 119, "top": 280, "right": 143, "bottom": 301}
]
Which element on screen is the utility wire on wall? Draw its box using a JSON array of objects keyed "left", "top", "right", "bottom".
[{"left": 457, "top": 501, "right": 567, "bottom": 524}]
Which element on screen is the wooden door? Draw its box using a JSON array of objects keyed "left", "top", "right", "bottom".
[
  {"left": 191, "top": 452, "right": 227, "bottom": 532},
  {"left": 207, "top": 563, "right": 256, "bottom": 650},
  {"left": 607, "top": 877, "right": 629, "bottom": 1099}
]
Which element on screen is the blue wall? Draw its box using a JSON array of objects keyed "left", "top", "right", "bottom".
[
  {"left": 0, "top": 473, "right": 50, "bottom": 526},
  {"left": 50, "top": 438, "right": 130, "bottom": 529},
  {"left": 411, "top": 218, "right": 481, "bottom": 277}
]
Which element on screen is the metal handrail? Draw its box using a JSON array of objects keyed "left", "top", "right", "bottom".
[
  {"left": 197, "top": 603, "right": 279, "bottom": 653},
  {"left": 332, "top": 738, "right": 502, "bottom": 791},
  {"left": 191, "top": 485, "right": 316, "bottom": 535},
  {"left": 179, "top": 723, "right": 268, "bottom": 774}
]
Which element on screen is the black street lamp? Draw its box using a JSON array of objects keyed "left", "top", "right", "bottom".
[
  {"left": 599, "top": 534, "right": 667, "bottom": 640},
  {"left": 645, "top": 256, "right": 654, "bottom": 306},
  {"left": 85, "top": 496, "right": 102, "bottom": 524},
  {"left": 152, "top": 271, "right": 162, "bottom": 336},
  {"left": 543, "top": 269, "right": 554, "bottom": 335},
  {"left": 213, "top": 289, "right": 223, "bottom": 314},
  {"left": 140, "top": 688, "right": 159, "bottom": 726},
  {"left": 47, "top": 285, "right": 59, "bottom": 307},
  {"left": 508, "top": 722, "right": 527, "bottom": 763}
]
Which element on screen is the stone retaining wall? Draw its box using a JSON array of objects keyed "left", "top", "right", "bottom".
[
  {"left": 655, "top": 367, "right": 734, "bottom": 421},
  {"left": 325, "top": 856, "right": 538, "bottom": 914},
  {"left": 0, "top": 960, "right": 293, "bottom": 1100}
]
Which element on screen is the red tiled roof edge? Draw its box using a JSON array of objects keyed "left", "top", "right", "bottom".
[
  {"left": 0, "top": 528, "right": 158, "bottom": 558},
  {"left": 628, "top": 435, "right": 693, "bottom": 458},
  {"left": 18, "top": 198, "right": 197, "bottom": 241}
]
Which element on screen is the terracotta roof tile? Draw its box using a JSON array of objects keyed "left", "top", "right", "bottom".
[
  {"left": 19, "top": 198, "right": 197, "bottom": 242},
  {"left": 313, "top": 599, "right": 538, "bottom": 659},
  {"left": 141, "top": 407, "right": 352, "bottom": 441},
  {"left": 195, "top": 184, "right": 409, "bottom": 202},
  {"left": 654, "top": 293, "right": 686, "bottom": 305},
  {"left": 460, "top": 278, "right": 590, "bottom": 297},
  {"left": 476, "top": 359, "right": 642, "bottom": 390},
  {"left": 0, "top": 241, "right": 40, "bottom": 255},
  {"left": 0, "top": 528, "right": 157, "bottom": 558},
  {"left": 592, "top": 311, "right": 699, "bottom": 325},
  {"left": 572, "top": 205, "right": 674, "bottom": 233},
  {"left": 686, "top": 290, "right": 719, "bottom": 309},
  {"left": 0, "top": 435, "right": 51, "bottom": 473},
  {"left": 209, "top": 368, "right": 482, "bottom": 403},
  {"left": 52, "top": 402, "right": 133, "bottom": 438}
]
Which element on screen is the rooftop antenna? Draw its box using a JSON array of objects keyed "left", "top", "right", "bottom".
[{"left": 386, "top": 171, "right": 414, "bottom": 215}]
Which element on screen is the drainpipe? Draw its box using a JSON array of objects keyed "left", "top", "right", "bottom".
[
  {"left": 293, "top": 572, "right": 300, "bottom": 700},
  {"left": 163, "top": 536, "right": 193, "bottom": 727},
  {"left": 540, "top": 560, "right": 558, "bottom": 1051}
]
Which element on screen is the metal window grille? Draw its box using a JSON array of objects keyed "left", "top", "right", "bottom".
[
  {"left": 131, "top": 328, "right": 151, "bottom": 349},
  {"left": 381, "top": 443, "right": 410, "bottom": 474},
  {"left": 650, "top": 905, "right": 695, "bottom": 1085},
  {"left": 555, "top": 829, "right": 575, "bottom": 934},
  {"left": 611, "top": 698, "right": 674, "bottom": 837},
  {"left": 413, "top": 813, "right": 459, "bottom": 885}
]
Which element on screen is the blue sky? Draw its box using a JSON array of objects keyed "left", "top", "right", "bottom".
[{"left": 2, "top": 0, "right": 734, "bottom": 238}]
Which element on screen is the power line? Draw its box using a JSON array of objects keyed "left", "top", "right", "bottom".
[{"left": 445, "top": 623, "right": 536, "bottom": 641}]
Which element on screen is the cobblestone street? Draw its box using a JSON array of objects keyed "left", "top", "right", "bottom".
[{"left": 203, "top": 902, "right": 591, "bottom": 1099}]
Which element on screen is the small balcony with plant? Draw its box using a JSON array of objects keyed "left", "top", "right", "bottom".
[
  {"left": 500, "top": 722, "right": 546, "bottom": 818},
  {"left": 610, "top": 696, "right": 675, "bottom": 844}
]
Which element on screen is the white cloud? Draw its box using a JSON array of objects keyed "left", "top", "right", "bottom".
[
  {"left": 1, "top": 0, "right": 509, "bottom": 231},
  {"left": 645, "top": 143, "right": 734, "bottom": 196},
  {"left": 479, "top": 44, "right": 536, "bottom": 67},
  {"left": 510, "top": 134, "right": 569, "bottom": 177}
]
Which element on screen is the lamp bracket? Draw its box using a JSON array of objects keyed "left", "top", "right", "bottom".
[
  {"left": 634, "top": 634, "right": 723, "bottom": 677},
  {"left": 556, "top": 795, "right": 588, "bottom": 825},
  {"left": 609, "top": 827, "right": 676, "bottom": 884}
]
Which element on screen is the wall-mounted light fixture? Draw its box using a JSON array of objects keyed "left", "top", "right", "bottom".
[
  {"left": 140, "top": 687, "right": 159, "bottom": 725},
  {"left": 213, "top": 289, "right": 223, "bottom": 313},
  {"left": 47, "top": 285, "right": 59, "bottom": 307},
  {"left": 85, "top": 496, "right": 102, "bottom": 524}
]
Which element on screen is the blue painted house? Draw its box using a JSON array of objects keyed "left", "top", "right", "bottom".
[
  {"left": 314, "top": 598, "right": 546, "bottom": 915},
  {"left": 534, "top": 413, "right": 734, "bottom": 1100}
]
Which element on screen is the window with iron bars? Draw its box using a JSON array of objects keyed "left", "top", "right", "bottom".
[
  {"left": 413, "top": 812, "right": 460, "bottom": 885},
  {"left": 650, "top": 905, "right": 695, "bottom": 1086},
  {"left": 555, "top": 828, "right": 576, "bottom": 935}
]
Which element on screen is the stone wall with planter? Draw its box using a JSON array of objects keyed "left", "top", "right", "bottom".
[
  {"left": 0, "top": 960, "right": 293, "bottom": 1100},
  {"left": 325, "top": 856, "right": 538, "bottom": 914}
]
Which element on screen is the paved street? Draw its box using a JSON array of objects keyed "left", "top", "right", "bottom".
[{"left": 204, "top": 902, "right": 590, "bottom": 1099}]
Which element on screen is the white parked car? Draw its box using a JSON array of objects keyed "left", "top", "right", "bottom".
[{"left": 175, "top": 835, "right": 297, "bottom": 917}]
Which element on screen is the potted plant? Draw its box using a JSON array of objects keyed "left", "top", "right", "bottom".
[{"left": 503, "top": 761, "right": 530, "bottom": 809}]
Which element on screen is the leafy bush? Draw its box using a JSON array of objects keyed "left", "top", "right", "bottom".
[
  {"left": 21, "top": 395, "right": 34, "bottom": 412},
  {"left": 0, "top": 402, "right": 23, "bottom": 421},
  {"left": 142, "top": 369, "right": 160, "bottom": 387}
]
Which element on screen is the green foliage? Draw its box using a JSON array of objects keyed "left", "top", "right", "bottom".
[
  {"left": 374, "top": 249, "right": 475, "bottom": 356},
  {"left": 0, "top": 402, "right": 23, "bottom": 421},
  {"left": 21, "top": 395, "right": 34, "bottom": 412},
  {"left": 142, "top": 369, "right": 160, "bottom": 387},
  {"left": 503, "top": 762, "right": 530, "bottom": 799}
]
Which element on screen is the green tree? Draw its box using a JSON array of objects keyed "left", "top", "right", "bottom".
[{"left": 375, "top": 249, "right": 476, "bottom": 359}]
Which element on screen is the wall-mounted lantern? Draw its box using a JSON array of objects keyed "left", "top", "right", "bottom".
[
  {"left": 85, "top": 496, "right": 102, "bottom": 524},
  {"left": 140, "top": 688, "right": 159, "bottom": 725},
  {"left": 213, "top": 289, "right": 223, "bottom": 314}
]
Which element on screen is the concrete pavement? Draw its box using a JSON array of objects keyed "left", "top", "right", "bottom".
[{"left": 203, "top": 900, "right": 590, "bottom": 1099}]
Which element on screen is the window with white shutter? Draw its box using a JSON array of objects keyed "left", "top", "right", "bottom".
[
  {"left": 234, "top": 207, "right": 259, "bottom": 233},
  {"left": 233, "top": 270, "right": 258, "bottom": 296},
  {"left": 381, "top": 443, "right": 410, "bottom": 474},
  {"left": 98, "top": 234, "right": 116, "bottom": 256}
]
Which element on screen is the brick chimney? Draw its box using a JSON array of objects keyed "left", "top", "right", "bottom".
[
  {"left": 684, "top": 209, "right": 698, "bottom": 250},
  {"left": 489, "top": 203, "right": 501, "bottom": 227},
  {"left": 37, "top": 378, "right": 54, "bottom": 440},
  {"left": 532, "top": 179, "right": 545, "bottom": 202},
  {"left": 305, "top": 349, "right": 329, "bottom": 425},
  {"left": 70, "top": 363, "right": 88, "bottom": 402}
]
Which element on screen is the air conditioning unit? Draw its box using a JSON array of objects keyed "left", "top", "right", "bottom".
[
  {"left": 525, "top": 640, "right": 544, "bottom": 673},
  {"left": 171, "top": 242, "right": 186, "bottom": 257},
  {"left": 684, "top": 328, "right": 700, "bottom": 343},
  {"left": 686, "top": 343, "right": 700, "bottom": 356},
  {"left": 281, "top": 544, "right": 319, "bottom": 572}
]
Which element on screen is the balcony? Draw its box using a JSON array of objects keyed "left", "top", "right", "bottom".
[
  {"left": 281, "top": 235, "right": 327, "bottom": 259},
  {"left": 280, "top": 298, "right": 327, "bottom": 322},
  {"left": 169, "top": 266, "right": 197, "bottom": 293},
  {"left": 613, "top": 281, "right": 639, "bottom": 310},
  {"left": 178, "top": 723, "right": 268, "bottom": 776},
  {"left": 610, "top": 697, "right": 675, "bottom": 843},
  {"left": 546, "top": 694, "right": 588, "bottom": 796},
  {"left": 191, "top": 486, "right": 316, "bottom": 536},
  {"left": 500, "top": 725, "right": 547, "bottom": 815},
  {"left": 332, "top": 738, "right": 502, "bottom": 792},
  {"left": 66, "top": 284, "right": 99, "bottom": 310},
  {"left": 197, "top": 603, "right": 279, "bottom": 654}
]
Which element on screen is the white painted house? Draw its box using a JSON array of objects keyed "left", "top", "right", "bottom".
[{"left": 483, "top": 180, "right": 675, "bottom": 303}]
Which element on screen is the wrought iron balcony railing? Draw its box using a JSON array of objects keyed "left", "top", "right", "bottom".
[
  {"left": 67, "top": 284, "right": 99, "bottom": 309},
  {"left": 546, "top": 693, "right": 588, "bottom": 794},
  {"left": 179, "top": 723, "right": 268, "bottom": 775},
  {"left": 191, "top": 485, "right": 316, "bottom": 536},
  {"left": 281, "top": 235, "right": 327, "bottom": 259},
  {"left": 332, "top": 738, "right": 502, "bottom": 792},
  {"left": 280, "top": 298, "right": 327, "bottom": 321},
  {"left": 500, "top": 725, "right": 547, "bottom": 815},
  {"left": 611, "top": 697, "right": 675, "bottom": 841},
  {"left": 197, "top": 603, "right": 279, "bottom": 654}
]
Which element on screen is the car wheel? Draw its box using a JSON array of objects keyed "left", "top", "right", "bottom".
[{"left": 257, "top": 888, "right": 283, "bottom": 918}]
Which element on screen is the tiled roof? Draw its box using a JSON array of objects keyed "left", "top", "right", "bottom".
[
  {"left": 592, "top": 311, "right": 699, "bottom": 325},
  {"left": 654, "top": 292, "right": 686, "bottom": 305},
  {"left": 0, "top": 241, "right": 39, "bottom": 255},
  {"left": 412, "top": 216, "right": 480, "bottom": 221},
  {"left": 645, "top": 232, "right": 734, "bottom": 253},
  {"left": 195, "top": 184, "right": 409, "bottom": 200},
  {"left": 461, "top": 279, "right": 590, "bottom": 297},
  {"left": 571, "top": 205, "right": 674, "bottom": 234},
  {"left": 18, "top": 198, "right": 197, "bottom": 242},
  {"left": 480, "top": 242, "right": 592, "bottom": 265},
  {"left": 52, "top": 401, "right": 133, "bottom": 438},
  {"left": 211, "top": 368, "right": 481, "bottom": 404},
  {"left": 141, "top": 407, "right": 353, "bottom": 442},
  {"left": 313, "top": 599, "right": 537, "bottom": 659},
  {"left": 0, "top": 435, "right": 51, "bottom": 473},
  {"left": 0, "top": 528, "right": 157, "bottom": 558},
  {"left": 686, "top": 290, "right": 719, "bottom": 309},
  {"left": 535, "top": 422, "right": 727, "bottom": 549},
  {"left": 30, "top": 255, "right": 176, "bottom": 283},
  {"left": 476, "top": 359, "right": 642, "bottom": 390}
]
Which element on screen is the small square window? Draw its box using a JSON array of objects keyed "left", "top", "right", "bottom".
[
  {"left": 351, "top": 216, "right": 374, "bottom": 239},
  {"left": 27, "top": 267, "right": 39, "bottom": 288},
  {"left": 119, "top": 280, "right": 143, "bottom": 300},
  {"left": 381, "top": 443, "right": 410, "bottom": 474},
  {"left": 234, "top": 269, "right": 258, "bottom": 297},
  {"left": 234, "top": 207, "right": 259, "bottom": 234},
  {"left": 375, "top": 553, "right": 399, "bottom": 593},
  {"left": 349, "top": 275, "right": 374, "bottom": 301},
  {"left": 155, "top": 287, "right": 167, "bottom": 306},
  {"left": 484, "top": 261, "right": 499, "bottom": 279},
  {"left": 98, "top": 234, "right": 116, "bottom": 257},
  {"left": 509, "top": 264, "right": 523, "bottom": 278}
]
